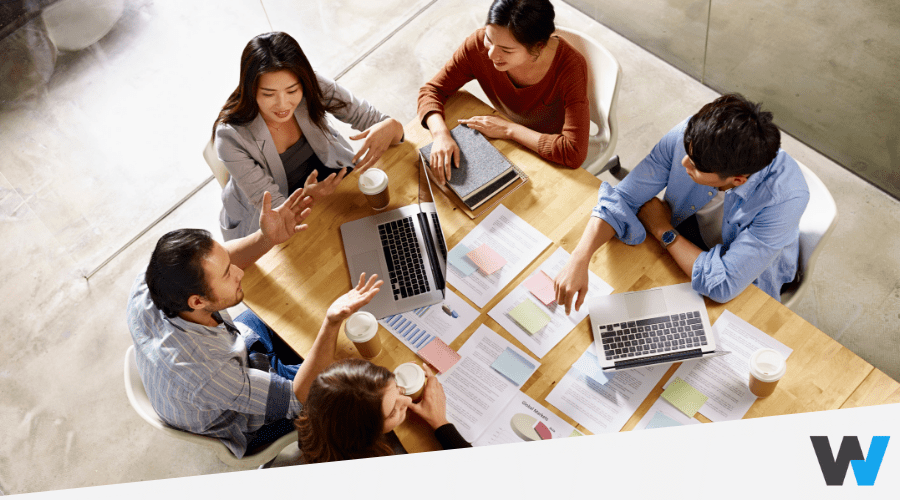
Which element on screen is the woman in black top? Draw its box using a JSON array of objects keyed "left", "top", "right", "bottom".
[{"left": 295, "top": 358, "right": 469, "bottom": 463}]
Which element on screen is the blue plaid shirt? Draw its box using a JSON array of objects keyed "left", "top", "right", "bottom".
[
  {"left": 592, "top": 119, "right": 809, "bottom": 303},
  {"left": 127, "top": 275, "right": 301, "bottom": 458}
]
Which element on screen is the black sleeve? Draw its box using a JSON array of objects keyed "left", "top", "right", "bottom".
[{"left": 433, "top": 423, "right": 472, "bottom": 449}]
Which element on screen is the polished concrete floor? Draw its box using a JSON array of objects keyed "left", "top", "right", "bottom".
[{"left": 0, "top": 0, "right": 897, "bottom": 494}]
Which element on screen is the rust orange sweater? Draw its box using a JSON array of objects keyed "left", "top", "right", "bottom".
[{"left": 418, "top": 27, "right": 590, "bottom": 168}]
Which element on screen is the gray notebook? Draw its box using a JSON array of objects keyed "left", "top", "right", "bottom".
[{"left": 420, "top": 125, "right": 519, "bottom": 209}]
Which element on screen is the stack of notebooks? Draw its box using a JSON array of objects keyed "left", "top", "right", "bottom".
[{"left": 420, "top": 124, "right": 527, "bottom": 213}]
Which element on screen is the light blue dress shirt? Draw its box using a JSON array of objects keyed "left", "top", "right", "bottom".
[{"left": 591, "top": 119, "right": 809, "bottom": 303}]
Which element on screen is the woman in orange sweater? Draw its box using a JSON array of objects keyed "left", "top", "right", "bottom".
[{"left": 418, "top": 0, "right": 590, "bottom": 183}]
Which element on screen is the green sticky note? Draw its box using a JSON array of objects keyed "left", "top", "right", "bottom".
[
  {"left": 569, "top": 429, "right": 584, "bottom": 437},
  {"left": 661, "top": 377, "right": 709, "bottom": 418},
  {"left": 509, "top": 298, "right": 551, "bottom": 335}
]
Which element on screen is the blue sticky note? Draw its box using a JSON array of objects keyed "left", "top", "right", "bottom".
[
  {"left": 448, "top": 244, "right": 477, "bottom": 276},
  {"left": 490, "top": 347, "right": 536, "bottom": 386},
  {"left": 572, "top": 350, "right": 610, "bottom": 385},
  {"left": 645, "top": 411, "right": 684, "bottom": 430}
]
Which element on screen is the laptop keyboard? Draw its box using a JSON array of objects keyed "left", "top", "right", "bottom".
[
  {"left": 379, "top": 217, "right": 431, "bottom": 300},
  {"left": 598, "top": 311, "right": 707, "bottom": 360}
]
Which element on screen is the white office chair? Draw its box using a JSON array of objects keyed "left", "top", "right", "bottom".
[
  {"left": 780, "top": 162, "right": 838, "bottom": 309},
  {"left": 124, "top": 345, "right": 296, "bottom": 468},
  {"left": 555, "top": 27, "right": 622, "bottom": 176},
  {"left": 41, "top": 0, "right": 125, "bottom": 52},
  {"left": 203, "top": 139, "right": 230, "bottom": 188}
]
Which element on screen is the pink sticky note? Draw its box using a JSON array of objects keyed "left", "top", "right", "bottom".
[
  {"left": 417, "top": 338, "right": 461, "bottom": 374},
  {"left": 524, "top": 270, "right": 556, "bottom": 305},
  {"left": 466, "top": 244, "right": 507, "bottom": 275}
]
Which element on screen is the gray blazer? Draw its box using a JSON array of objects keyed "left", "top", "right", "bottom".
[{"left": 215, "top": 74, "right": 392, "bottom": 240}]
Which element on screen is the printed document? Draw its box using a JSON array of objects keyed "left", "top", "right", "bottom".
[
  {"left": 633, "top": 399, "right": 702, "bottom": 431},
  {"left": 473, "top": 391, "right": 578, "bottom": 446},
  {"left": 378, "top": 289, "right": 478, "bottom": 351}
]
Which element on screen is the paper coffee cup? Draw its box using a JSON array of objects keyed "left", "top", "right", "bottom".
[
  {"left": 358, "top": 168, "right": 390, "bottom": 210},
  {"left": 394, "top": 362, "right": 426, "bottom": 401},
  {"left": 748, "top": 348, "right": 786, "bottom": 398},
  {"left": 344, "top": 311, "right": 382, "bottom": 358}
]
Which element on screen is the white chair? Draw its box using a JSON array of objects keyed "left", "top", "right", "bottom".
[
  {"left": 555, "top": 27, "right": 622, "bottom": 176},
  {"left": 41, "top": 0, "right": 125, "bottom": 52},
  {"left": 781, "top": 162, "right": 838, "bottom": 309},
  {"left": 203, "top": 139, "right": 230, "bottom": 188},
  {"left": 124, "top": 345, "right": 296, "bottom": 468}
]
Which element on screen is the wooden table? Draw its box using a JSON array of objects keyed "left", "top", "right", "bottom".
[{"left": 242, "top": 91, "right": 899, "bottom": 451}]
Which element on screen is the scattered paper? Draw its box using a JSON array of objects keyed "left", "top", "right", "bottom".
[
  {"left": 508, "top": 299, "right": 551, "bottom": 335},
  {"left": 467, "top": 244, "right": 507, "bottom": 275},
  {"left": 634, "top": 399, "right": 702, "bottom": 431},
  {"left": 661, "top": 377, "right": 709, "bottom": 417},
  {"left": 472, "top": 392, "right": 577, "bottom": 447},
  {"left": 379, "top": 289, "right": 478, "bottom": 351},
  {"left": 571, "top": 348, "right": 610, "bottom": 385}
]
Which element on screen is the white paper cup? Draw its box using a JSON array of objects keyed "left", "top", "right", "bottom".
[
  {"left": 344, "top": 311, "right": 382, "bottom": 358},
  {"left": 393, "top": 362, "right": 426, "bottom": 401},
  {"left": 358, "top": 168, "right": 390, "bottom": 210},
  {"left": 748, "top": 348, "right": 786, "bottom": 397}
]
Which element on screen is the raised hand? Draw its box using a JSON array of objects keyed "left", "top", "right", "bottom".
[
  {"left": 301, "top": 168, "right": 348, "bottom": 203},
  {"left": 259, "top": 190, "right": 312, "bottom": 247},
  {"left": 325, "top": 273, "right": 383, "bottom": 324},
  {"left": 350, "top": 118, "right": 403, "bottom": 174}
]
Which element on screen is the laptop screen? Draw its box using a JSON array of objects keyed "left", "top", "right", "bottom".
[{"left": 417, "top": 151, "right": 448, "bottom": 294}]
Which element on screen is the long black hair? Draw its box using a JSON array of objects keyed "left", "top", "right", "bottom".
[{"left": 486, "top": 0, "right": 556, "bottom": 55}]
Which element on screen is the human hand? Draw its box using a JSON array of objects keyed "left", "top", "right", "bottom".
[
  {"left": 458, "top": 115, "right": 512, "bottom": 140},
  {"left": 301, "top": 168, "right": 348, "bottom": 202},
  {"left": 637, "top": 197, "right": 674, "bottom": 242},
  {"left": 408, "top": 364, "right": 449, "bottom": 430},
  {"left": 428, "top": 131, "right": 460, "bottom": 186},
  {"left": 554, "top": 255, "right": 590, "bottom": 315},
  {"left": 259, "top": 190, "right": 313, "bottom": 247},
  {"left": 350, "top": 118, "right": 402, "bottom": 174},
  {"left": 325, "top": 273, "right": 383, "bottom": 324}
]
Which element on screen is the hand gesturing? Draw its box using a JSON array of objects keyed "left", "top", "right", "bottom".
[{"left": 258, "top": 190, "right": 313, "bottom": 247}]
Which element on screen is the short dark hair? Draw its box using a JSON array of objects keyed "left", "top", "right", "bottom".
[
  {"left": 295, "top": 359, "right": 395, "bottom": 463},
  {"left": 683, "top": 93, "right": 781, "bottom": 178},
  {"left": 486, "top": 0, "right": 556, "bottom": 55},
  {"left": 145, "top": 229, "right": 215, "bottom": 318}
]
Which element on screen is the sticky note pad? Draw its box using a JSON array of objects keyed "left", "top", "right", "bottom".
[
  {"left": 661, "top": 377, "right": 709, "bottom": 417},
  {"left": 524, "top": 270, "right": 556, "bottom": 305},
  {"left": 572, "top": 350, "right": 609, "bottom": 385},
  {"left": 447, "top": 245, "right": 477, "bottom": 276},
  {"left": 490, "top": 347, "right": 536, "bottom": 386},
  {"left": 467, "top": 244, "right": 507, "bottom": 275},
  {"left": 509, "top": 298, "right": 551, "bottom": 335},
  {"left": 416, "top": 337, "right": 461, "bottom": 374},
  {"left": 645, "top": 411, "right": 684, "bottom": 430},
  {"left": 569, "top": 429, "right": 584, "bottom": 437}
]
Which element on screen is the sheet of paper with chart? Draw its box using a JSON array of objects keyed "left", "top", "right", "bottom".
[
  {"left": 545, "top": 342, "right": 666, "bottom": 435},
  {"left": 378, "top": 289, "right": 478, "bottom": 351},
  {"left": 438, "top": 325, "right": 541, "bottom": 443},
  {"left": 473, "top": 391, "right": 580, "bottom": 447},
  {"left": 489, "top": 247, "right": 614, "bottom": 359},
  {"left": 633, "top": 399, "right": 702, "bottom": 431},
  {"left": 664, "top": 310, "right": 792, "bottom": 422},
  {"left": 446, "top": 204, "right": 552, "bottom": 308}
]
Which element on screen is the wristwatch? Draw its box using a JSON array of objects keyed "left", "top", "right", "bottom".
[{"left": 661, "top": 228, "right": 679, "bottom": 249}]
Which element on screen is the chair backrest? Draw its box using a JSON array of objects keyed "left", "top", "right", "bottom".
[
  {"left": 203, "top": 140, "right": 230, "bottom": 188},
  {"left": 41, "top": 0, "right": 125, "bottom": 51},
  {"left": 555, "top": 27, "right": 622, "bottom": 171},
  {"left": 795, "top": 162, "right": 837, "bottom": 273}
]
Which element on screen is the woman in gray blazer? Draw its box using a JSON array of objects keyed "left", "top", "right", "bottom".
[{"left": 213, "top": 32, "right": 404, "bottom": 240}]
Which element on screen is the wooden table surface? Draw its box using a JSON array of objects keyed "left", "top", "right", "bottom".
[{"left": 241, "top": 91, "right": 899, "bottom": 452}]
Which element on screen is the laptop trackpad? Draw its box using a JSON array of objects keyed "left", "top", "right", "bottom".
[
  {"left": 624, "top": 288, "right": 667, "bottom": 318},
  {"left": 353, "top": 250, "right": 383, "bottom": 278}
]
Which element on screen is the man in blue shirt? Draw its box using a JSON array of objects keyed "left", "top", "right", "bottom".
[
  {"left": 127, "top": 189, "right": 382, "bottom": 458},
  {"left": 555, "top": 94, "right": 809, "bottom": 313}
]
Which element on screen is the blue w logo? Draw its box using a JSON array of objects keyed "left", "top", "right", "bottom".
[{"left": 810, "top": 436, "right": 890, "bottom": 486}]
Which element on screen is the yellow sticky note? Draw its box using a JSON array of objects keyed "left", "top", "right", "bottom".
[
  {"left": 661, "top": 377, "right": 709, "bottom": 417},
  {"left": 509, "top": 299, "right": 551, "bottom": 335}
]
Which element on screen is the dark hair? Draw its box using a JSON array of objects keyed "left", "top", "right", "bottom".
[
  {"left": 485, "top": 0, "right": 556, "bottom": 54},
  {"left": 296, "top": 359, "right": 395, "bottom": 464},
  {"left": 683, "top": 93, "right": 781, "bottom": 178},
  {"left": 145, "top": 229, "right": 215, "bottom": 318},
  {"left": 212, "top": 32, "right": 345, "bottom": 140}
]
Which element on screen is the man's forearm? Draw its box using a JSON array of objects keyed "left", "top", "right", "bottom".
[
  {"left": 291, "top": 318, "right": 342, "bottom": 403},
  {"left": 572, "top": 217, "right": 617, "bottom": 264}
]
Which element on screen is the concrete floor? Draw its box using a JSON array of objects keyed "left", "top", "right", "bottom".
[{"left": 0, "top": 0, "right": 897, "bottom": 494}]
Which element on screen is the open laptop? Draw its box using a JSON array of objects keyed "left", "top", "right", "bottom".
[
  {"left": 340, "top": 152, "right": 448, "bottom": 318},
  {"left": 588, "top": 283, "right": 729, "bottom": 371}
]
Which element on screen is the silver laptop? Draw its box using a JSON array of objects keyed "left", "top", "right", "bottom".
[
  {"left": 588, "top": 283, "right": 728, "bottom": 371},
  {"left": 340, "top": 152, "right": 448, "bottom": 318}
]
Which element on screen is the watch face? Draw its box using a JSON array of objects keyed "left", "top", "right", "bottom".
[{"left": 662, "top": 230, "right": 676, "bottom": 245}]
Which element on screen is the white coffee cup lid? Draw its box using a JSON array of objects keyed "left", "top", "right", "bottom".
[
  {"left": 749, "top": 348, "right": 786, "bottom": 382},
  {"left": 358, "top": 168, "right": 388, "bottom": 194},
  {"left": 344, "top": 311, "right": 378, "bottom": 342},
  {"left": 393, "top": 362, "right": 425, "bottom": 395}
]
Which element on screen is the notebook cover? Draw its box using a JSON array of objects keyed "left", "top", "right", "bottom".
[{"left": 419, "top": 124, "right": 514, "bottom": 199}]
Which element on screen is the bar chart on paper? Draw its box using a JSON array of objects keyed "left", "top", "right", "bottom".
[{"left": 378, "top": 289, "right": 479, "bottom": 352}]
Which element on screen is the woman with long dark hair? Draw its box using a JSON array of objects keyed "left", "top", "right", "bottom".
[
  {"left": 214, "top": 32, "right": 404, "bottom": 240},
  {"left": 296, "top": 359, "right": 469, "bottom": 463},
  {"left": 418, "top": 0, "right": 590, "bottom": 182}
]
